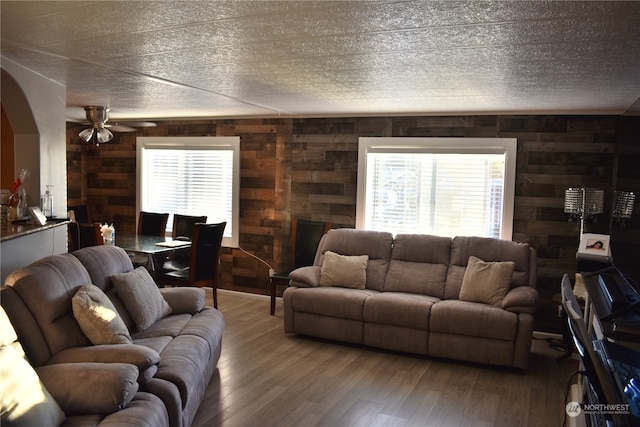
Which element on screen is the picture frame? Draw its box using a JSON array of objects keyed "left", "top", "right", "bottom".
[
  {"left": 28, "top": 206, "right": 48, "bottom": 226},
  {"left": 577, "top": 233, "right": 612, "bottom": 262}
]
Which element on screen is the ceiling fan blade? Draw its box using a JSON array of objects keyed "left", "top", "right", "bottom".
[
  {"left": 116, "top": 121, "right": 157, "bottom": 128},
  {"left": 67, "top": 118, "right": 90, "bottom": 124},
  {"left": 106, "top": 124, "right": 137, "bottom": 132}
]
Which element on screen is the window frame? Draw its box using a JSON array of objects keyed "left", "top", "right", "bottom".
[
  {"left": 136, "top": 136, "right": 240, "bottom": 248},
  {"left": 356, "top": 137, "right": 517, "bottom": 240}
]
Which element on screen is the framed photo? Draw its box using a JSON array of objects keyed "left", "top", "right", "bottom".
[
  {"left": 28, "top": 206, "right": 48, "bottom": 226},
  {"left": 577, "top": 233, "right": 611, "bottom": 262}
]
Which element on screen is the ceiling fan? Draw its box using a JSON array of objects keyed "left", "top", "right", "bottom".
[{"left": 76, "top": 106, "right": 156, "bottom": 146}]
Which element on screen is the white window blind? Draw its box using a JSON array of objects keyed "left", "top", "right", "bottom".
[
  {"left": 137, "top": 137, "right": 240, "bottom": 247},
  {"left": 357, "top": 138, "right": 516, "bottom": 240}
]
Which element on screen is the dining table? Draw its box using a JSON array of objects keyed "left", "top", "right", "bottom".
[{"left": 114, "top": 233, "right": 191, "bottom": 276}]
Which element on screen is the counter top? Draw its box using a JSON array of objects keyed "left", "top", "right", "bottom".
[{"left": 0, "top": 218, "right": 70, "bottom": 243}]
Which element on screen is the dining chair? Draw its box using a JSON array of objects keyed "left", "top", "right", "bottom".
[
  {"left": 163, "top": 214, "right": 208, "bottom": 272},
  {"left": 131, "top": 211, "right": 169, "bottom": 268},
  {"left": 269, "top": 219, "right": 331, "bottom": 315},
  {"left": 68, "top": 205, "right": 91, "bottom": 224},
  {"left": 137, "top": 211, "right": 169, "bottom": 236},
  {"left": 172, "top": 214, "right": 208, "bottom": 240},
  {"left": 156, "top": 222, "right": 226, "bottom": 309},
  {"left": 68, "top": 222, "right": 103, "bottom": 251}
]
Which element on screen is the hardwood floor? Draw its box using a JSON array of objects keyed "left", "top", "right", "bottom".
[{"left": 192, "top": 289, "right": 578, "bottom": 427}]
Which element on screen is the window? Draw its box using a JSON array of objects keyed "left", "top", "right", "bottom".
[
  {"left": 137, "top": 136, "right": 240, "bottom": 247},
  {"left": 356, "top": 137, "right": 516, "bottom": 240}
]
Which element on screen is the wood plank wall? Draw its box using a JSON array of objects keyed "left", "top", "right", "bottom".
[{"left": 67, "top": 115, "right": 640, "bottom": 333}]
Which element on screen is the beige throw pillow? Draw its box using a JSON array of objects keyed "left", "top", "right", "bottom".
[
  {"left": 72, "top": 284, "right": 132, "bottom": 345},
  {"left": 320, "top": 251, "right": 368, "bottom": 289},
  {"left": 111, "top": 267, "right": 172, "bottom": 332},
  {"left": 459, "top": 256, "right": 515, "bottom": 307}
]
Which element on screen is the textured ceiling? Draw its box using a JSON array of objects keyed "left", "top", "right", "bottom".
[{"left": 2, "top": 1, "right": 640, "bottom": 122}]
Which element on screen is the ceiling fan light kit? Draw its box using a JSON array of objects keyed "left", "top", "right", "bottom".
[
  {"left": 77, "top": 106, "right": 155, "bottom": 146},
  {"left": 78, "top": 106, "right": 114, "bottom": 146},
  {"left": 79, "top": 124, "right": 114, "bottom": 145}
]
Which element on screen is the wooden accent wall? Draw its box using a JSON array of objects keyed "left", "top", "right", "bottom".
[{"left": 67, "top": 115, "right": 640, "bottom": 332}]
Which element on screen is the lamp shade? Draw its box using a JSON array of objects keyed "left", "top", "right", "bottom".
[
  {"left": 613, "top": 191, "right": 635, "bottom": 220},
  {"left": 78, "top": 128, "right": 94, "bottom": 143},
  {"left": 564, "top": 188, "right": 604, "bottom": 216},
  {"left": 96, "top": 127, "right": 113, "bottom": 144}
]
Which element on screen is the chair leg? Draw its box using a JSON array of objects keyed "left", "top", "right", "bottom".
[
  {"left": 213, "top": 287, "right": 218, "bottom": 309},
  {"left": 270, "top": 278, "right": 276, "bottom": 315}
]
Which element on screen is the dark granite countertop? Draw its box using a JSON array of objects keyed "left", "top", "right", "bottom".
[{"left": 0, "top": 218, "right": 70, "bottom": 243}]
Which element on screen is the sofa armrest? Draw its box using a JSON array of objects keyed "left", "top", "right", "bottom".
[
  {"left": 48, "top": 344, "right": 160, "bottom": 371},
  {"left": 159, "top": 287, "right": 206, "bottom": 314},
  {"left": 289, "top": 266, "right": 321, "bottom": 288},
  {"left": 37, "top": 362, "right": 139, "bottom": 415},
  {"left": 502, "top": 286, "right": 539, "bottom": 314}
]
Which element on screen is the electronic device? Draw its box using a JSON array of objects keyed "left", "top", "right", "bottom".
[
  {"left": 561, "top": 276, "right": 635, "bottom": 426},
  {"left": 28, "top": 206, "right": 47, "bottom": 226},
  {"left": 598, "top": 273, "right": 640, "bottom": 320},
  {"left": 593, "top": 339, "right": 640, "bottom": 423}
]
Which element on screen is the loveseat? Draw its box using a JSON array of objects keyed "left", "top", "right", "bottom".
[
  {"left": 283, "top": 229, "right": 538, "bottom": 369},
  {"left": 1, "top": 245, "right": 224, "bottom": 427},
  {"left": 1, "top": 305, "right": 169, "bottom": 427}
]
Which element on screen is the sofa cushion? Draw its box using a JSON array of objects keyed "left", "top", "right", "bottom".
[
  {"left": 459, "top": 256, "right": 515, "bottom": 307},
  {"left": 47, "top": 344, "right": 160, "bottom": 373},
  {"left": 320, "top": 251, "right": 368, "bottom": 289},
  {"left": 72, "top": 284, "right": 132, "bottom": 345},
  {"left": 384, "top": 260, "right": 449, "bottom": 298},
  {"left": 430, "top": 300, "right": 517, "bottom": 341},
  {"left": 502, "top": 286, "right": 539, "bottom": 313},
  {"left": 158, "top": 287, "right": 205, "bottom": 314},
  {"left": 445, "top": 236, "right": 531, "bottom": 299},
  {"left": 105, "top": 288, "right": 136, "bottom": 331},
  {"left": 383, "top": 234, "right": 451, "bottom": 297},
  {"left": 71, "top": 245, "right": 135, "bottom": 291},
  {"left": 317, "top": 229, "right": 393, "bottom": 291},
  {"left": 130, "top": 313, "right": 192, "bottom": 340},
  {"left": 363, "top": 292, "right": 439, "bottom": 330},
  {"left": 2, "top": 254, "right": 94, "bottom": 367},
  {"left": 0, "top": 345, "right": 66, "bottom": 427},
  {"left": 0, "top": 308, "right": 18, "bottom": 347},
  {"left": 289, "top": 266, "right": 321, "bottom": 287},
  {"left": 153, "top": 334, "right": 211, "bottom": 410},
  {"left": 288, "top": 287, "right": 377, "bottom": 320},
  {"left": 111, "top": 267, "right": 172, "bottom": 332},
  {"left": 37, "top": 362, "right": 139, "bottom": 416}
]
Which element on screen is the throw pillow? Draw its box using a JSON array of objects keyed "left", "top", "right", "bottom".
[
  {"left": 0, "top": 345, "right": 66, "bottom": 427},
  {"left": 72, "top": 284, "right": 132, "bottom": 345},
  {"left": 459, "top": 256, "right": 515, "bottom": 307},
  {"left": 111, "top": 267, "right": 172, "bottom": 332},
  {"left": 320, "top": 251, "right": 368, "bottom": 289}
]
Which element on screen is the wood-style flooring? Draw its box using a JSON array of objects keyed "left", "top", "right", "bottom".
[{"left": 192, "top": 289, "right": 578, "bottom": 427}]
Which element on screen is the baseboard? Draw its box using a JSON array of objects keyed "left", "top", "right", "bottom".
[{"left": 217, "top": 288, "right": 270, "bottom": 300}]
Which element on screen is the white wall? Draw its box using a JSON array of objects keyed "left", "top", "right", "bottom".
[
  {"left": 1, "top": 58, "right": 68, "bottom": 283},
  {"left": 2, "top": 58, "right": 67, "bottom": 217}
]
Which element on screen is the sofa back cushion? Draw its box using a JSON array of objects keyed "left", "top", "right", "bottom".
[
  {"left": 383, "top": 234, "right": 451, "bottom": 298},
  {"left": 72, "top": 246, "right": 136, "bottom": 330},
  {"left": 71, "top": 245, "right": 134, "bottom": 292},
  {"left": 315, "top": 229, "right": 393, "bottom": 291},
  {"left": 445, "top": 236, "right": 533, "bottom": 300},
  {"left": 2, "top": 254, "right": 93, "bottom": 367}
]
